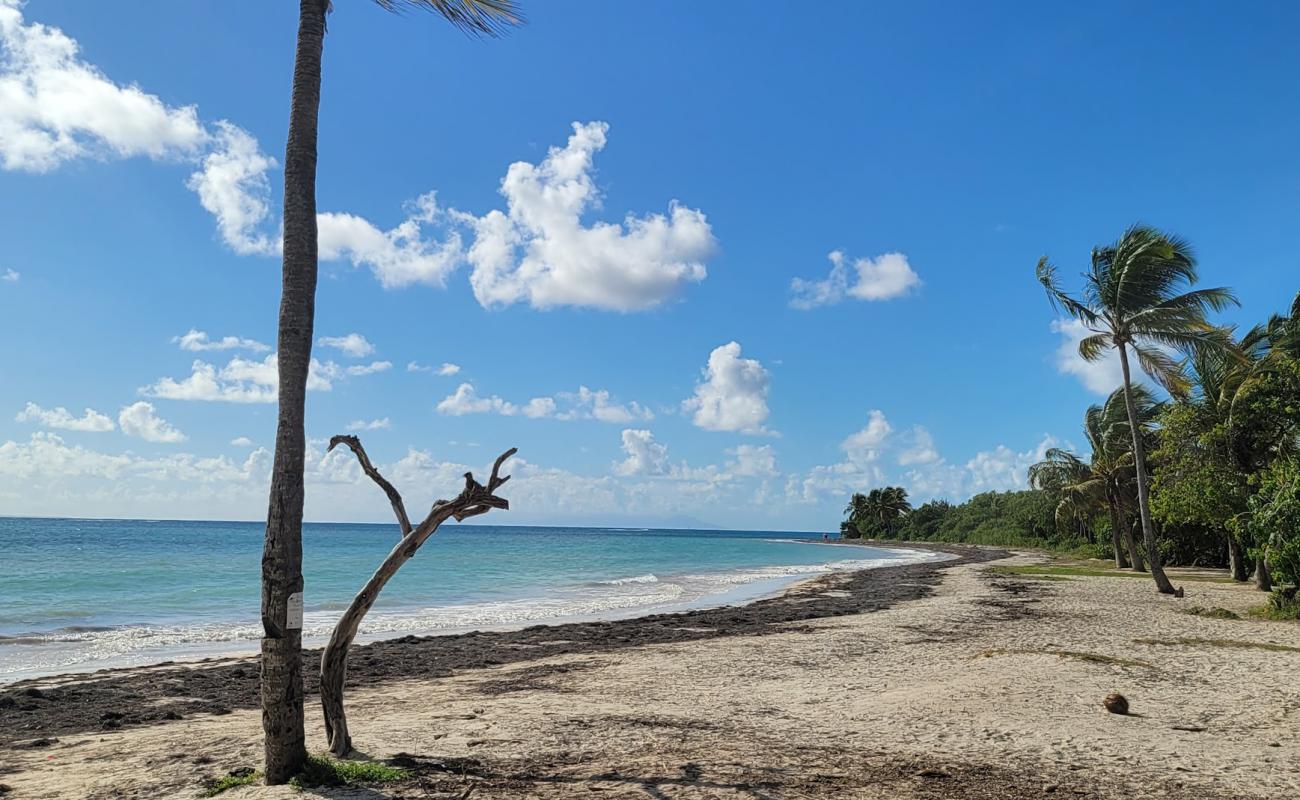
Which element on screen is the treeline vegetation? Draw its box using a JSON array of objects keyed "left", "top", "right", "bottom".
[{"left": 841, "top": 225, "right": 1300, "bottom": 615}]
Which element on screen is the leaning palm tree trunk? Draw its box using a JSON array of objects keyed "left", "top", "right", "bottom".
[
  {"left": 1118, "top": 345, "right": 1174, "bottom": 593},
  {"left": 262, "top": 0, "right": 326, "bottom": 783}
]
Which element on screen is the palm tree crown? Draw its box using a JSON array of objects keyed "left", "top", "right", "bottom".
[{"left": 1036, "top": 224, "right": 1236, "bottom": 397}]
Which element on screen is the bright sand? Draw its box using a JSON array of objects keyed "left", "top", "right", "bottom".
[{"left": 5, "top": 551, "right": 1298, "bottom": 799}]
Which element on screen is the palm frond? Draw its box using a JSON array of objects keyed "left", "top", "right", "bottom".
[
  {"left": 1077, "top": 332, "right": 1112, "bottom": 362},
  {"left": 1131, "top": 343, "right": 1190, "bottom": 398},
  {"left": 1036, "top": 257, "right": 1099, "bottom": 325},
  {"left": 372, "top": 0, "right": 523, "bottom": 36}
]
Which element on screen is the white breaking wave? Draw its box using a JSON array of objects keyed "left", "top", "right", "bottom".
[
  {"left": 598, "top": 573, "right": 660, "bottom": 585},
  {"left": 0, "top": 546, "right": 950, "bottom": 682}
]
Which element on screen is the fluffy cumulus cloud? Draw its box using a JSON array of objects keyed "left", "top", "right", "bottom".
[
  {"left": 0, "top": 1, "right": 206, "bottom": 172},
  {"left": 555, "top": 386, "right": 653, "bottom": 423},
  {"left": 185, "top": 121, "right": 278, "bottom": 255},
  {"left": 614, "top": 429, "right": 670, "bottom": 476},
  {"left": 963, "top": 435, "right": 1057, "bottom": 493},
  {"left": 318, "top": 193, "right": 464, "bottom": 289},
  {"left": 790, "top": 251, "right": 920, "bottom": 310},
  {"left": 15, "top": 401, "right": 114, "bottom": 432},
  {"left": 727, "top": 444, "right": 778, "bottom": 477},
  {"left": 1050, "top": 318, "right": 1122, "bottom": 395},
  {"left": 142, "top": 353, "right": 356, "bottom": 403},
  {"left": 117, "top": 401, "right": 186, "bottom": 443},
  {"left": 789, "top": 410, "right": 892, "bottom": 502},
  {"left": 174, "top": 329, "right": 268, "bottom": 353},
  {"left": 463, "top": 122, "right": 716, "bottom": 311},
  {"left": 897, "top": 425, "right": 940, "bottom": 466},
  {"left": 436, "top": 383, "right": 518, "bottom": 417},
  {"left": 2, "top": 268, "right": 18, "bottom": 282},
  {"left": 317, "top": 333, "right": 374, "bottom": 358},
  {"left": 841, "top": 409, "right": 892, "bottom": 467},
  {"left": 230, "top": 436, "right": 253, "bottom": 447},
  {"left": 682, "top": 342, "right": 772, "bottom": 434}
]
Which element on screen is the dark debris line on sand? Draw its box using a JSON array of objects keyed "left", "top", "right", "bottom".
[{"left": 0, "top": 543, "right": 1003, "bottom": 746}]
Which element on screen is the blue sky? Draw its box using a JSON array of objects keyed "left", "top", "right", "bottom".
[{"left": 1, "top": 1, "right": 1296, "bottom": 530}]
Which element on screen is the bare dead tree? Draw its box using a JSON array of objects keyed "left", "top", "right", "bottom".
[{"left": 319, "top": 435, "right": 516, "bottom": 756}]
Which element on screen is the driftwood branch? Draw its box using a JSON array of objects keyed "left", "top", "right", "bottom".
[
  {"left": 320, "top": 440, "right": 516, "bottom": 756},
  {"left": 328, "top": 435, "right": 412, "bottom": 535}
]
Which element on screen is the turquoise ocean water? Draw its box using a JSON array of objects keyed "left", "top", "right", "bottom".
[{"left": 0, "top": 517, "right": 943, "bottom": 681}]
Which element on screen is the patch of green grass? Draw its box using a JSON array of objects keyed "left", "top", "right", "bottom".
[
  {"left": 202, "top": 769, "right": 260, "bottom": 796},
  {"left": 1250, "top": 604, "right": 1300, "bottom": 621},
  {"left": 977, "top": 648, "right": 1152, "bottom": 669},
  {"left": 990, "top": 564, "right": 1231, "bottom": 583},
  {"left": 1008, "top": 573, "right": 1075, "bottom": 582},
  {"left": 289, "top": 755, "right": 410, "bottom": 790},
  {"left": 1184, "top": 606, "right": 1242, "bottom": 620},
  {"left": 1133, "top": 637, "right": 1300, "bottom": 654}
]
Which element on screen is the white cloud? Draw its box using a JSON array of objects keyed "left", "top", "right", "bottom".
[
  {"left": 2, "top": 12, "right": 711, "bottom": 311},
  {"left": 185, "top": 121, "right": 277, "bottom": 255},
  {"left": 318, "top": 333, "right": 374, "bottom": 358},
  {"left": 897, "top": 425, "right": 940, "bottom": 466},
  {"left": 964, "top": 435, "right": 1057, "bottom": 494},
  {"left": 345, "top": 360, "right": 392, "bottom": 377},
  {"left": 174, "top": 329, "right": 269, "bottom": 353},
  {"left": 230, "top": 436, "right": 253, "bottom": 447},
  {"left": 318, "top": 192, "right": 463, "bottom": 289},
  {"left": 143, "top": 353, "right": 344, "bottom": 403},
  {"left": 435, "top": 383, "right": 517, "bottom": 416},
  {"left": 841, "top": 409, "right": 892, "bottom": 467},
  {"left": 407, "top": 361, "right": 461, "bottom": 376},
  {"left": 15, "top": 401, "right": 114, "bottom": 432},
  {"left": 1050, "top": 318, "right": 1122, "bottom": 395},
  {"left": 346, "top": 418, "right": 391, "bottom": 432},
  {"left": 0, "top": 431, "right": 133, "bottom": 479},
  {"left": 682, "top": 342, "right": 772, "bottom": 434},
  {"left": 522, "top": 397, "right": 557, "bottom": 419},
  {"left": 727, "top": 444, "right": 778, "bottom": 477},
  {"left": 117, "top": 401, "right": 186, "bottom": 443},
  {"left": 433, "top": 382, "right": 650, "bottom": 424},
  {"left": 556, "top": 386, "right": 653, "bottom": 424},
  {"left": 787, "top": 410, "right": 896, "bottom": 503},
  {"left": 463, "top": 121, "right": 716, "bottom": 311},
  {"left": 790, "top": 251, "right": 920, "bottom": 309},
  {"left": 0, "top": 3, "right": 206, "bottom": 172},
  {"left": 2, "top": 268, "right": 18, "bottom": 282},
  {"left": 615, "top": 429, "right": 669, "bottom": 476}
]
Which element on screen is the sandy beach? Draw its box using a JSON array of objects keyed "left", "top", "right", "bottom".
[{"left": 3, "top": 545, "right": 1298, "bottom": 799}]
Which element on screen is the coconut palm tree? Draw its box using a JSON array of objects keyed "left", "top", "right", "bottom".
[
  {"left": 261, "top": 0, "right": 521, "bottom": 783},
  {"left": 1036, "top": 225, "right": 1237, "bottom": 594},
  {"left": 1031, "top": 386, "right": 1161, "bottom": 571}
]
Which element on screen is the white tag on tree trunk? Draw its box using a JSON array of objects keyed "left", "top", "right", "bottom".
[{"left": 286, "top": 592, "right": 304, "bottom": 630}]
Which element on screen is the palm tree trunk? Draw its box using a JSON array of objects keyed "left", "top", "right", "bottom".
[
  {"left": 1106, "top": 501, "right": 1129, "bottom": 569},
  {"left": 262, "top": 0, "right": 326, "bottom": 784},
  {"left": 1124, "top": 519, "right": 1146, "bottom": 572},
  {"left": 1227, "top": 536, "right": 1247, "bottom": 582},
  {"left": 1117, "top": 344, "right": 1175, "bottom": 594},
  {"left": 1254, "top": 551, "right": 1273, "bottom": 592}
]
